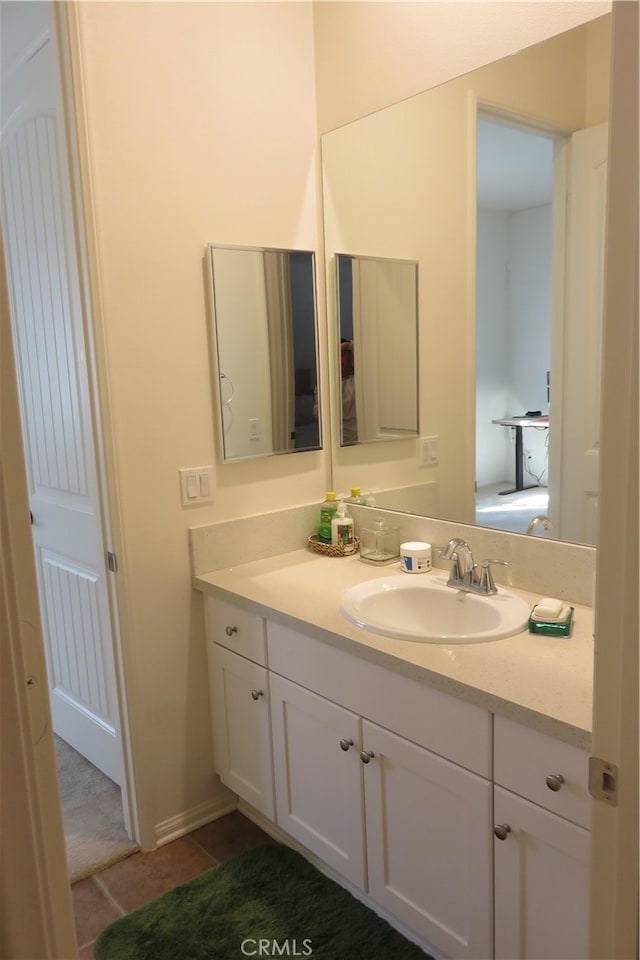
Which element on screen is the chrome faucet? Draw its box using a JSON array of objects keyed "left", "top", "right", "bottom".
[
  {"left": 527, "top": 515, "right": 553, "bottom": 536},
  {"left": 441, "top": 539, "right": 474, "bottom": 585},
  {"left": 440, "top": 539, "right": 507, "bottom": 596}
]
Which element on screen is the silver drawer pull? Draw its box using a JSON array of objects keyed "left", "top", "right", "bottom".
[
  {"left": 360, "top": 750, "right": 375, "bottom": 764},
  {"left": 225, "top": 625, "right": 238, "bottom": 637},
  {"left": 250, "top": 689, "right": 264, "bottom": 701},
  {"left": 494, "top": 824, "right": 511, "bottom": 841},
  {"left": 339, "top": 738, "right": 354, "bottom": 752},
  {"left": 545, "top": 773, "right": 565, "bottom": 792}
]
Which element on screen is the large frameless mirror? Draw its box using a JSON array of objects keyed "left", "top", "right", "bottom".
[
  {"left": 322, "top": 14, "right": 610, "bottom": 546},
  {"left": 206, "top": 245, "right": 321, "bottom": 462},
  {"left": 336, "top": 254, "right": 419, "bottom": 446}
]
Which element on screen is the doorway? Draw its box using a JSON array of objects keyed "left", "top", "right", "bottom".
[
  {"left": 0, "top": 0, "right": 137, "bottom": 875},
  {"left": 475, "top": 114, "right": 557, "bottom": 536}
]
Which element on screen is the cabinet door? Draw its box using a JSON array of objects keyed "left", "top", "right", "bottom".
[
  {"left": 494, "top": 786, "right": 590, "bottom": 960},
  {"left": 209, "top": 644, "right": 274, "bottom": 819},
  {"left": 270, "top": 673, "right": 365, "bottom": 888},
  {"left": 363, "top": 720, "right": 493, "bottom": 960}
]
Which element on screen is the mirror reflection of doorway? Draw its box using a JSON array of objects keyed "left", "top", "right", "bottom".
[{"left": 475, "top": 115, "right": 557, "bottom": 535}]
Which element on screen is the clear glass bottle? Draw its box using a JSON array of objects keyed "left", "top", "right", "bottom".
[{"left": 346, "top": 486, "right": 365, "bottom": 505}]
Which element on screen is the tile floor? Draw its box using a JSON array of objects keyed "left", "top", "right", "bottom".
[{"left": 72, "top": 810, "right": 272, "bottom": 958}]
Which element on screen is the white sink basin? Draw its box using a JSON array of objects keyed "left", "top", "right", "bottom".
[{"left": 341, "top": 574, "right": 530, "bottom": 644}]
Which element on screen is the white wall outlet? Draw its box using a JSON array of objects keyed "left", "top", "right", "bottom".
[
  {"left": 179, "top": 466, "right": 215, "bottom": 506},
  {"left": 418, "top": 435, "right": 439, "bottom": 467}
]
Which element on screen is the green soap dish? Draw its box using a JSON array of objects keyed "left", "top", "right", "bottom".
[{"left": 528, "top": 605, "right": 574, "bottom": 637}]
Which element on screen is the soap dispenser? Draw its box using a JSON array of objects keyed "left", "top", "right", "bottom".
[
  {"left": 318, "top": 492, "right": 338, "bottom": 543},
  {"left": 331, "top": 501, "right": 355, "bottom": 547}
]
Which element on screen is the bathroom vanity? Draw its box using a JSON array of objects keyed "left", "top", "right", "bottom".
[{"left": 194, "top": 550, "right": 594, "bottom": 960}]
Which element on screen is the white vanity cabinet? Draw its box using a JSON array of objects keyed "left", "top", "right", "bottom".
[
  {"left": 203, "top": 593, "right": 591, "bottom": 960},
  {"left": 204, "top": 597, "right": 275, "bottom": 819},
  {"left": 268, "top": 621, "right": 493, "bottom": 960},
  {"left": 493, "top": 717, "right": 591, "bottom": 960}
]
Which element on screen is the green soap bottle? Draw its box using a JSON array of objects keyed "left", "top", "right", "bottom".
[{"left": 318, "top": 491, "right": 338, "bottom": 543}]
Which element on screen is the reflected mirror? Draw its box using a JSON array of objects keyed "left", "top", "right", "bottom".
[
  {"left": 323, "top": 14, "right": 610, "bottom": 546},
  {"left": 206, "top": 245, "right": 321, "bottom": 462},
  {"left": 336, "top": 254, "right": 418, "bottom": 446}
]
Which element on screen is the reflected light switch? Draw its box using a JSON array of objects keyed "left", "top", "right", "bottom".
[{"left": 418, "top": 436, "right": 439, "bottom": 467}]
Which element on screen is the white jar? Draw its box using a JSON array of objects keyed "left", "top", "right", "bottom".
[{"left": 400, "top": 541, "right": 432, "bottom": 573}]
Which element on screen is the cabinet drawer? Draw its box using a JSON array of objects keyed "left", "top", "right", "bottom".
[
  {"left": 267, "top": 620, "right": 491, "bottom": 777},
  {"left": 204, "top": 595, "right": 266, "bottom": 665},
  {"left": 494, "top": 716, "right": 590, "bottom": 829}
]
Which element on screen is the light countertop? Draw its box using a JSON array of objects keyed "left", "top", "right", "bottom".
[{"left": 193, "top": 549, "right": 594, "bottom": 750}]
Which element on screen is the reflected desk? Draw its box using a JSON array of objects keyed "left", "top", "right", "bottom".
[{"left": 492, "top": 416, "right": 549, "bottom": 495}]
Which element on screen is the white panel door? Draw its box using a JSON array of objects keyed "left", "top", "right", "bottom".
[
  {"left": 0, "top": 4, "right": 121, "bottom": 784},
  {"left": 494, "top": 786, "right": 590, "bottom": 960},
  {"left": 557, "top": 122, "right": 608, "bottom": 545},
  {"left": 363, "top": 720, "right": 493, "bottom": 960},
  {"left": 209, "top": 644, "right": 274, "bottom": 819},
  {"left": 270, "top": 673, "right": 366, "bottom": 888}
]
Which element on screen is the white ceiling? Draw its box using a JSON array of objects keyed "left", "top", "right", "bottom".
[{"left": 477, "top": 117, "right": 555, "bottom": 211}]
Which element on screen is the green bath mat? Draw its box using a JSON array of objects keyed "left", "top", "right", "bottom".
[{"left": 94, "top": 842, "right": 432, "bottom": 960}]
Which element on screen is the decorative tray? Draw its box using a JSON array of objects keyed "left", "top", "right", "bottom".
[{"left": 307, "top": 535, "right": 359, "bottom": 558}]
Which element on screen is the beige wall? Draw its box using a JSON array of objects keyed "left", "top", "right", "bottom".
[
  {"left": 66, "top": 0, "right": 610, "bottom": 841},
  {"left": 324, "top": 16, "right": 610, "bottom": 519},
  {"left": 69, "top": 0, "right": 323, "bottom": 834},
  {"left": 313, "top": 0, "right": 610, "bottom": 133}
]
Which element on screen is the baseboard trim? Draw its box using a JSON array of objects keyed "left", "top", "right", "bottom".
[{"left": 155, "top": 792, "right": 238, "bottom": 847}]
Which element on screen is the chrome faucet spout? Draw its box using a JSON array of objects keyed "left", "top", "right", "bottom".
[
  {"left": 441, "top": 539, "right": 475, "bottom": 589},
  {"left": 527, "top": 515, "right": 553, "bottom": 536}
]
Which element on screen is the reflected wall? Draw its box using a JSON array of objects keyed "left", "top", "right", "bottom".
[{"left": 207, "top": 246, "right": 320, "bottom": 462}]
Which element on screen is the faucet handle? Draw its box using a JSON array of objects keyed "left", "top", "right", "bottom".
[{"left": 479, "top": 559, "right": 508, "bottom": 595}]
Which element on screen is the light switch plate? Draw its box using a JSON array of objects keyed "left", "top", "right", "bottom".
[
  {"left": 418, "top": 435, "right": 439, "bottom": 467},
  {"left": 179, "top": 466, "right": 215, "bottom": 506}
]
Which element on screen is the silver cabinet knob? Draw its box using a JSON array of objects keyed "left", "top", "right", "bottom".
[
  {"left": 250, "top": 689, "right": 264, "bottom": 701},
  {"left": 360, "top": 750, "right": 375, "bottom": 764},
  {"left": 339, "top": 738, "right": 354, "bottom": 751},
  {"left": 494, "top": 824, "right": 511, "bottom": 841},
  {"left": 225, "top": 625, "right": 238, "bottom": 637},
  {"left": 545, "top": 773, "right": 565, "bottom": 792}
]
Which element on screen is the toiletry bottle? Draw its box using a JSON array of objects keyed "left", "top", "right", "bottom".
[
  {"left": 331, "top": 501, "right": 355, "bottom": 547},
  {"left": 318, "top": 491, "right": 338, "bottom": 543},
  {"left": 347, "top": 486, "right": 364, "bottom": 505}
]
